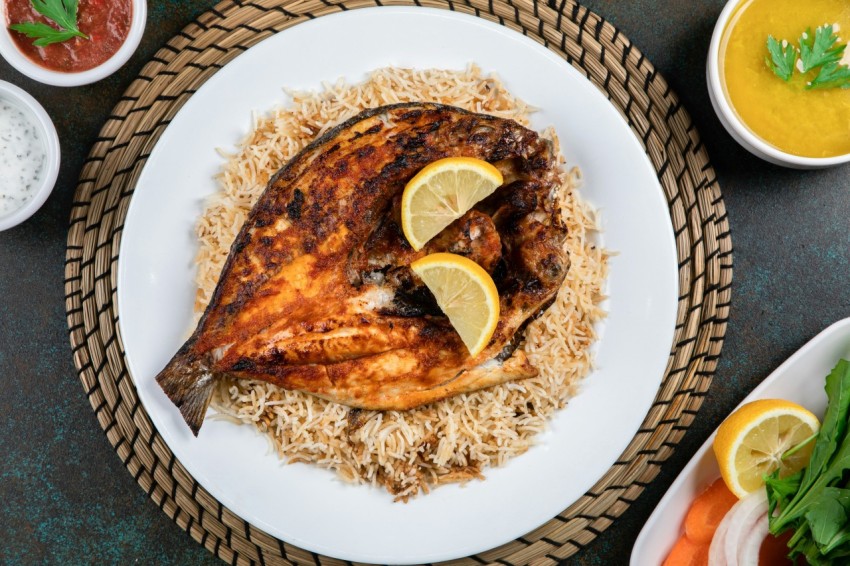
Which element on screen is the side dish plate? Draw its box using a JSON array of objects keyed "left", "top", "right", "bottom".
[
  {"left": 631, "top": 318, "right": 850, "bottom": 565},
  {"left": 117, "top": 7, "right": 678, "bottom": 563}
]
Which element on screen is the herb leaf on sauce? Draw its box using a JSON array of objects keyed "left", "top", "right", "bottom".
[
  {"left": 766, "top": 35, "right": 797, "bottom": 81},
  {"left": 8, "top": 21, "right": 80, "bottom": 47},
  {"left": 765, "top": 25, "right": 850, "bottom": 90},
  {"left": 799, "top": 25, "right": 845, "bottom": 73},
  {"left": 810, "top": 62, "right": 850, "bottom": 90},
  {"left": 8, "top": 0, "right": 88, "bottom": 47}
]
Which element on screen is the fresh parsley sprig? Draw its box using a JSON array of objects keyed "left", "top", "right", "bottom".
[
  {"left": 8, "top": 0, "right": 88, "bottom": 47},
  {"left": 765, "top": 24, "right": 850, "bottom": 90},
  {"left": 766, "top": 35, "right": 797, "bottom": 81},
  {"left": 800, "top": 26, "right": 846, "bottom": 72},
  {"left": 811, "top": 62, "right": 850, "bottom": 90}
]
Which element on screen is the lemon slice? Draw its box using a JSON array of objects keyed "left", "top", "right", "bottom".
[
  {"left": 713, "top": 399, "right": 820, "bottom": 498},
  {"left": 401, "top": 157, "right": 504, "bottom": 251},
  {"left": 409, "top": 252, "right": 499, "bottom": 356}
]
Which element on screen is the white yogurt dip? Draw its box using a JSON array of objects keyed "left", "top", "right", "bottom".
[{"left": 0, "top": 99, "right": 46, "bottom": 218}]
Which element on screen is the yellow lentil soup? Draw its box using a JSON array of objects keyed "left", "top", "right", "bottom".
[{"left": 720, "top": 0, "right": 850, "bottom": 158}]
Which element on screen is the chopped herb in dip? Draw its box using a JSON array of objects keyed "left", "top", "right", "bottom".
[{"left": 0, "top": 100, "right": 46, "bottom": 217}]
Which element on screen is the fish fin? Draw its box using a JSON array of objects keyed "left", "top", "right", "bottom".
[{"left": 155, "top": 345, "right": 217, "bottom": 436}]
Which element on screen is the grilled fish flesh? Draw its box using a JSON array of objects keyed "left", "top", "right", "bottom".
[{"left": 156, "top": 102, "right": 569, "bottom": 435}]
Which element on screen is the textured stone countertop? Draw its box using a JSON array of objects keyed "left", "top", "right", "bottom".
[{"left": 1, "top": 0, "right": 849, "bottom": 564}]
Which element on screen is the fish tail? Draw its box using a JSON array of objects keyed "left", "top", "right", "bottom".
[{"left": 155, "top": 343, "right": 217, "bottom": 436}]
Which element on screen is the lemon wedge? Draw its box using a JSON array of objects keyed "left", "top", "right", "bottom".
[
  {"left": 409, "top": 252, "right": 500, "bottom": 357},
  {"left": 401, "top": 157, "right": 503, "bottom": 251},
  {"left": 713, "top": 399, "right": 820, "bottom": 498}
]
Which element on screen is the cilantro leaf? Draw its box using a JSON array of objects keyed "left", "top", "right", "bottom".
[
  {"left": 6, "top": 0, "right": 87, "bottom": 46},
  {"left": 809, "top": 61, "right": 850, "bottom": 90},
  {"left": 30, "top": 0, "right": 81, "bottom": 36},
  {"left": 800, "top": 25, "right": 845, "bottom": 72},
  {"left": 766, "top": 25, "right": 850, "bottom": 90},
  {"left": 766, "top": 35, "right": 797, "bottom": 81},
  {"left": 8, "top": 21, "right": 79, "bottom": 46}
]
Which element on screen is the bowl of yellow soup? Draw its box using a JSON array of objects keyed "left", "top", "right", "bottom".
[{"left": 708, "top": 0, "right": 850, "bottom": 168}]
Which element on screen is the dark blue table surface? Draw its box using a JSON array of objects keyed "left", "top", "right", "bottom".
[{"left": 2, "top": 1, "right": 849, "bottom": 564}]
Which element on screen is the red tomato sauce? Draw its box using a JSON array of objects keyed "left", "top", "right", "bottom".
[{"left": 5, "top": 0, "right": 132, "bottom": 73}]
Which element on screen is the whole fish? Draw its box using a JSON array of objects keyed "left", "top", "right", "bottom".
[{"left": 156, "top": 103, "right": 569, "bottom": 435}]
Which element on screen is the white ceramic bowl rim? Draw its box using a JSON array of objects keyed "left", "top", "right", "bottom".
[
  {"left": 707, "top": 0, "right": 850, "bottom": 167},
  {"left": 0, "top": 0, "right": 147, "bottom": 87},
  {"left": 0, "top": 80, "right": 60, "bottom": 231}
]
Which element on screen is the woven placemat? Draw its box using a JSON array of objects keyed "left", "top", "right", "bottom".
[{"left": 64, "top": 1, "right": 732, "bottom": 564}]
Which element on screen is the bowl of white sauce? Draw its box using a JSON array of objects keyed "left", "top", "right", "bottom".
[{"left": 0, "top": 80, "right": 60, "bottom": 231}]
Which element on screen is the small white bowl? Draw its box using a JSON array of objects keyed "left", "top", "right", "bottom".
[
  {"left": 0, "top": 80, "right": 60, "bottom": 231},
  {"left": 0, "top": 0, "right": 147, "bottom": 87},
  {"left": 707, "top": 0, "right": 850, "bottom": 169}
]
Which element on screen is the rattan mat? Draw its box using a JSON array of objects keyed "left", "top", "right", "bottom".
[{"left": 64, "top": 1, "right": 733, "bottom": 564}]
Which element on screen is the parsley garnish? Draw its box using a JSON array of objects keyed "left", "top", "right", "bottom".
[
  {"left": 765, "top": 24, "right": 850, "bottom": 90},
  {"left": 810, "top": 62, "right": 850, "bottom": 90},
  {"left": 799, "top": 26, "right": 845, "bottom": 72},
  {"left": 8, "top": 0, "right": 88, "bottom": 47},
  {"left": 766, "top": 35, "right": 797, "bottom": 81}
]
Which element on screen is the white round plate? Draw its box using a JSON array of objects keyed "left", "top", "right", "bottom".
[
  {"left": 118, "top": 7, "right": 678, "bottom": 564},
  {"left": 631, "top": 318, "right": 850, "bottom": 565}
]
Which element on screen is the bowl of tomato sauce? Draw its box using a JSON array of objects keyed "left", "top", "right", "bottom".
[{"left": 0, "top": 0, "right": 146, "bottom": 86}]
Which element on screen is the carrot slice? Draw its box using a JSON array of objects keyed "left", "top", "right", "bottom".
[
  {"left": 662, "top": 535, "right": 709, "bottom": 566},
  {"left": 684, "top": 478, "right": 739, "bottom": 543}
]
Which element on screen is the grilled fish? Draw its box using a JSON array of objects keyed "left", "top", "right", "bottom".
[{"left": 156, "top": 102, "right": 569, "bottom": 435}]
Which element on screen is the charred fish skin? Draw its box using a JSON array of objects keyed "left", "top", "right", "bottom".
[
  {"left": 155, "top": 338, "right": 216, "bottom": 436},
  {"left": 155, "top": 102, "right": 568, "bottom": 435}
]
